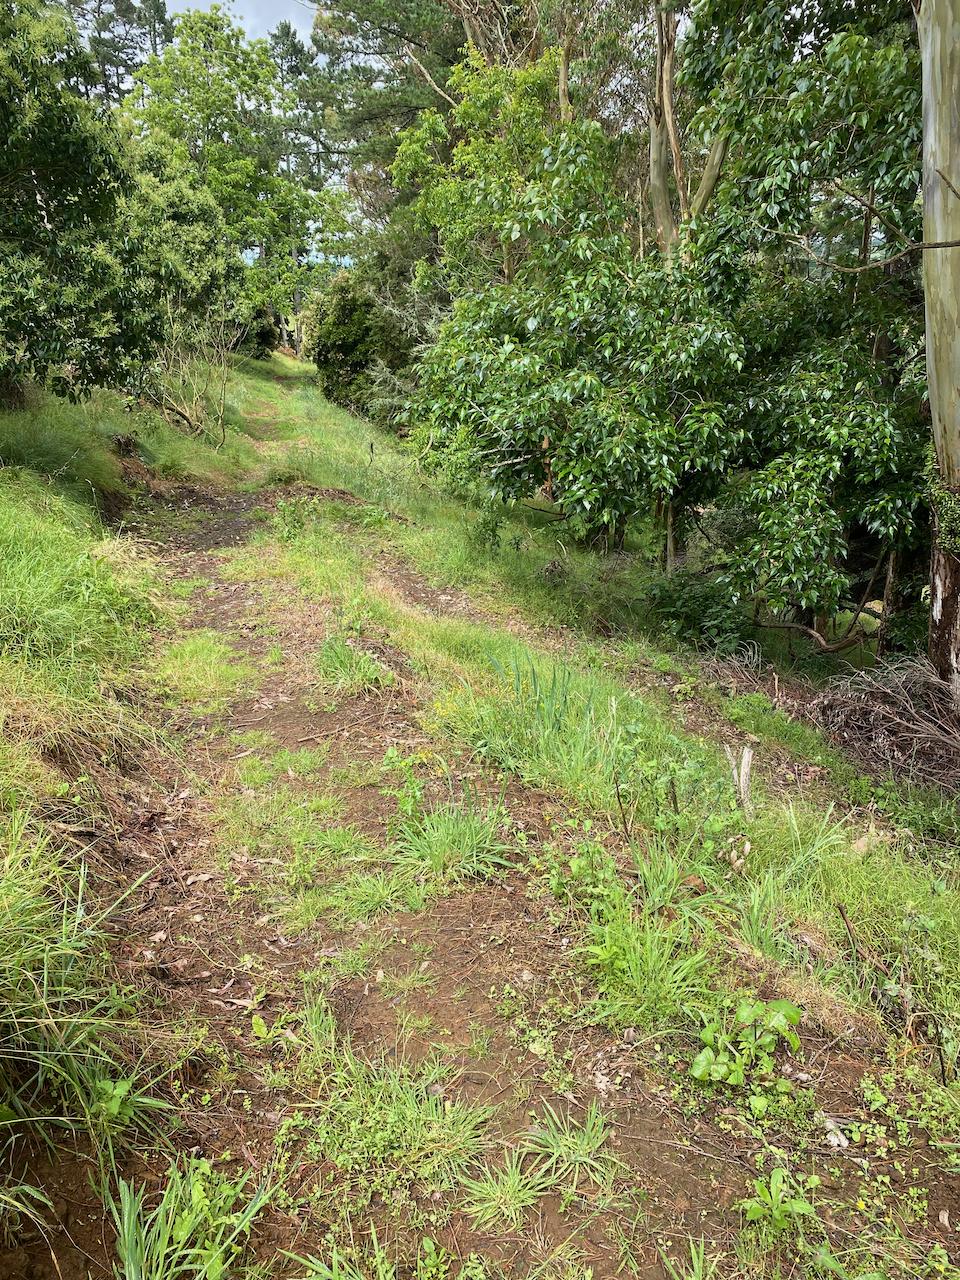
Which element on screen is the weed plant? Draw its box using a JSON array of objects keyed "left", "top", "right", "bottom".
[
  {"left": 111, "top": 1156, "right": 267, "bottom": 1280},
  {"left": 277, "top": 1001, "right": 491, "bottom": 1216}
]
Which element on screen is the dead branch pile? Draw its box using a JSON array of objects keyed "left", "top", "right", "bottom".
[{"left": 812, "top": 657, "right": 960, "bottom": 791}]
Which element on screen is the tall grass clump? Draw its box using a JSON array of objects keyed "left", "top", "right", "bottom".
[
  {"left": 0, "top": 471, "right": 152, "bottom": 736},
  {"left": 430, "top": 652, "right": 733, "bottom": 833},
  {"left": 0, "top": 393, "right": 125, "bottom": 506},
  {"left": 0, "top": 812, "right": 137, "bottom": 1139},
  {"left": 747, "top": 807, "right": 960, "bottom": 1058}
]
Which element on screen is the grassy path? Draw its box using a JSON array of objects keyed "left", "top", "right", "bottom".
[{"left": 9, "top": 360, "right": 960, "bottom": 1280}]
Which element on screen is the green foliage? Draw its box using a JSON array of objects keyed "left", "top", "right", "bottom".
[
  {"left": 302, "top": 271, "right": 410, "bottom": 415},
  {"left": 292, "top": 1230, "right": 479, "bottom": 1280},
  {"left": 583, "top": 895, "right": 716, "bottom": 1033},
  {"left": 641, "top": 569, "right": 752, "bottom": 654},
  {"left": 400, "top": 53, "right": 745, "bottom": 545},
  {"left": 690, "top": 998, "right": 802, "bottom": 1087},
  {"left": 129, "top": 6, "right": 328, "bottom": 320},
  {"left": 110, "top": 1157, "right": 266, "bottom": 1280},
  {"left": 739, "top": 1167, "right": 819, "bottom": 1234},
  {"left": 690, "top": 999, "right": 803, "bottom": 1117},
  {"left": 385, "top": 4, "right": 930, "bottom": 635},
  {"left": 0, "top": 0, "right": 157, "bottom": 400},
  {"left": 0, "top": 397, "right": 125, "bottom": 507}
]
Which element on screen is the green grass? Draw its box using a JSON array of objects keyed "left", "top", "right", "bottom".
[
  {"left": 215, "top": 785, "right": 345, "bottom": 867},
  {"left": 462, "top": 1150, "right": 555, "bottom": 1232},
  {"left": 258, "top": 379, "right": 656, "bottom": 636},
  {"left": 0, "top": 393, "right": 126, "bottom": 506},
  {"left": 110, "top": 1156, "right": 266, "bottom": 1280},
  {"left": 584, "top": 893, "right": 718, "bottom": 1034},
  {"left": 312, "top": 635, "right": 395, "bottom": 697},
  {"left": 392, "top": 794, "right": 511, "bottom": 885},
  {"left": 524, "top": 1101, "right": 616, "bottom": 1193},
  {"left": 425, "top": 647, "right": 733, "bottom": 834},
  {"left": 236, "top": 745, "right": 329, "bottom": 787},
  {"left": 232, "top": 440, "right": 960, "bottom": 1066},
  {"left": 156, "top": 630, "right": 258, "bottom": 713},
  {"left": 0, "top": 812, "right": 160, "bottom": 1150},
  {"left": 277, "top": 1001, "right": 491, "bottom": 1216},
  {"left": 0, "top": 469, "right": 150, "bottom": 700}
]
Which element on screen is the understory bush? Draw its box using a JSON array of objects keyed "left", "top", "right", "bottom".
[{"left": 302, "top": 271, "right": 410, "bottom": 417}]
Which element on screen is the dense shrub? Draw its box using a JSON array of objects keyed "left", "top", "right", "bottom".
[
  {"left": 302, "top": 271, "right": 409, "bottom": 416},
  {"left": 641, "top": 569, "right": 753, "bottom": 655},
  {"left": 236, "top": 306, "right": 279, "bottom": 360}
]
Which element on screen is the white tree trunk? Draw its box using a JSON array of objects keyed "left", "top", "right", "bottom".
[{"left": 918, "top": 0, "right": 960, "bottom": 700}]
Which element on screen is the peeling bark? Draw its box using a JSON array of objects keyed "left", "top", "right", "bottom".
[
  {"left": 917, "top": 0, "right": 960, "bottom": 699},
  {"left": 930, "top": 534, "right": 960, "bottom": 700}
]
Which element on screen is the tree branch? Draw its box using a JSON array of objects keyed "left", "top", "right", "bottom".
[
  {"left": 690, "top": 133, "right": 728, "bottom": 220},
  {"left": 758, "top": 618, "right": 869, "bottom": 653},
  {"left": 783, "top": 232, "right": 960, "bottom": 273},
  {"left": 399, "top": 44, "right": 457, "bottom": 107}
]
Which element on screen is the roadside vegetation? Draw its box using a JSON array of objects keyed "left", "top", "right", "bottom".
[
  {"left": 5, "top": 2, "right": 960, "bottom": 1277},
  {"left": 3, "top": 357, "right": 960, "bottom": 1279}
]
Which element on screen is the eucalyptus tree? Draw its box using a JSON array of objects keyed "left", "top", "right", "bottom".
[{"left": 914, "top": 0, "right": 960, "bottom": 696}]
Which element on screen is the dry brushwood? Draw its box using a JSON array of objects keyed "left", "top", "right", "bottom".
[{"left": 812, "top": 657, "right": 960, "bottom": 791}]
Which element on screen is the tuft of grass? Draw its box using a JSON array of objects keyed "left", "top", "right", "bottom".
[
  {"left": 462, "top": 1150, "right": 554, "bottom": 1232},
  {"left": 658, "top": 1239, "right": 721, "bottom": 1280},
  {"left": 110, "top": 1157, "right": 267, "bottom": 1280},
  {"left": 392, "top": 794, "right": 511, "bottom": 885},
  {"left": 278, "top": 1001, "right": 491, "bottom": 1215},
  {"left": 312, "top": 635, "right": 395, "bottom": 697},
  {"left": 303, "top": 935, "right": 387, "bottom": 983},
  {"left": 156, "top": 630, "right": 258, "bottom": 713},
  {"left": 324, "top": 869, "right": 423, "bottom": 923},
  {"left": 523, "top": 1101, "right": 616, "bottom": 1192}
]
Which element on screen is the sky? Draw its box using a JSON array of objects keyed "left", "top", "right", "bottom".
[{"left": 167, "top": 0, "right": 316, "bottom": 42}]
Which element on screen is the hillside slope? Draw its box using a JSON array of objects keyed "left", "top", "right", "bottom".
[{"left": 2, "top": 360, "right": 959, "bottom": 1280}]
